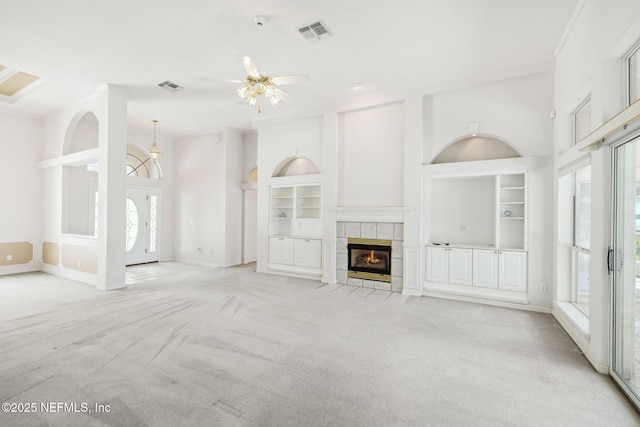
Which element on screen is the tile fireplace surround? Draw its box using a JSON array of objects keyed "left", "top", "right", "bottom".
[{"left": 336, "top": 221, "right": 403, "bottom": 292}]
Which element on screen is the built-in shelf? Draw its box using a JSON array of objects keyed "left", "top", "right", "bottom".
[
  {"left": 497, "top": 173, "right": 526, "bottom": 250},
  {"left": 270, "top": 184, "right": 321, "bottom": 237}
]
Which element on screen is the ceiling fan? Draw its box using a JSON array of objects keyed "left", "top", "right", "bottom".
[{"left": 201, "top": 17, "right": 311, "bottom": 113}]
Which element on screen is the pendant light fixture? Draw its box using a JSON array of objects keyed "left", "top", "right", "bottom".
[{"left": 149, "top": 119, "right": 162, "bottom": 161}]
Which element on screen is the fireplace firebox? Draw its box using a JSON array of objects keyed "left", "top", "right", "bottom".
[{"left": 347, "top": 238, "right": 392, "bottom": 282}]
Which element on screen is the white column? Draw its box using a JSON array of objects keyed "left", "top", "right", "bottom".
[
  {"left": 402, "top": 93, "right": 424, "bottom": 294},
  {"left": 322, "top": 112, "right": 338, "bottom": 283},
  {"left": 97, "top": 84, "right": 128, "bottom": 290}
]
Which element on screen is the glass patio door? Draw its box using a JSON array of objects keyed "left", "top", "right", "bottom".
[{"left": 611, "top": 135, "right": 640, "bottom": 409}]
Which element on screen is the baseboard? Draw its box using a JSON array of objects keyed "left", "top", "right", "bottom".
[
  {"left": 0, "top": 263, "right": 40, "bottom": 276},
  {"left": 422, "top": 289, "right": 551, "bottom": 313}
]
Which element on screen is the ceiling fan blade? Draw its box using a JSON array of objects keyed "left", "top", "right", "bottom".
[
  {"left": 200, "top": 76, "right": 243, "bottom": 84},
  {"left": 240, "top": 56, "right": 260, "bottom": 78},
  {"left": 275, "top": 88, "right": 293, "bottom": 103},
  {"left": 272, "top": 74, "right": 311, "bottom": 85}
]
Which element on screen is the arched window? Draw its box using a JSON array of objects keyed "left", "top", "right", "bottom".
[{"left": 126, "top": 144, "right": 162, "bottom": 179}]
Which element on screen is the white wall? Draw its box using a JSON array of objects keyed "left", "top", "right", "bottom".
[
  {"left": 430, "top": 176, "right": 495, "bottom": 246},
  {"left": 553, "top": 1, "right": 640, "bottom": 372},
  {"left": 338, "top": 102, "right": 405, "bottom": 207},
  {"left": 173, "top": 128, "right": 243, "bottom": 267},
  {"left": 0, "top": 110, "right": 42, "bottom": 273},
  {"left": 427, "top": 73, "right": 555, "bottom": 161}
]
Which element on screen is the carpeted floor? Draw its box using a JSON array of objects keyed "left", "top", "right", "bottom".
[{"left": 0, "top": 262, "right": 638, "bottom": 426}]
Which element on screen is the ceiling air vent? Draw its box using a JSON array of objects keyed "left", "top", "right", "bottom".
[
  {"left": 297, "top": 20, "right": 332, "bottom": 44},
  {"left": 157, "top": 80, "right": 184, "bottom": 92}
]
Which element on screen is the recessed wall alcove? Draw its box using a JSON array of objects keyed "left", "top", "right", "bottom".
[
  {"left": 431, "top": 134, "right": 521, "bottom": 164},
  {"left": 62, "top": 111, "right": 99, "bottom": 236},
  {"left": 272, "top": 156, "right": 320, "bottom": 177}
]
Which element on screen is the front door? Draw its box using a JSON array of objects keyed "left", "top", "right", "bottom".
[
  {"left": 611, "top": 134, "right": 640, "bottom": 409},
  {"left": 125, "top": 187, "right": 160, "bottom": 266}
]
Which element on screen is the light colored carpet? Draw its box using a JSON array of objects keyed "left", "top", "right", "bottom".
[{"left": 0, "top": 262, "right": 638, "bottom": 426}]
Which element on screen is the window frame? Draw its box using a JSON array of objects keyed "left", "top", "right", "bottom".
[
  {"left": 624, "top": 39, "right": 640, "bottom": 107},
  {"left": 574, "top": 97, "right": 592, "bottom": 145},
  {"left": 571, "top": 165, "right": 591, "bottom": 316}
]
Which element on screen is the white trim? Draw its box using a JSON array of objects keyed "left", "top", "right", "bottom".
[
  {"left": 554, "top": 0, "right": 587, "bottom": 57},
  {"left": 423, "top": 281, "right": 529, "bottom": 305},
  {"left": 332, "top": 207, "right": 410, "bottom": 223},
  {"left": 558, "top": 153, "right": 591, "bottom": 177},
  {"left": 579, "top": 98, "right": 640, "bottom": 151},
  {"left": 38, "top": 148, "right": 100, "bottom": 169},
  {"left": 0, "top": 263, "right": 40, "bottom": 275},
  {"left": 422, "top": 156, "right": 539, "bottom": 177}
]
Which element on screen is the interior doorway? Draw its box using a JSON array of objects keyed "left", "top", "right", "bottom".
[{"left": 126, "top": 187, "right": 161, "bottom": 266}]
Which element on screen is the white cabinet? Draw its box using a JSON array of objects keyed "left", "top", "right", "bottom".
[
  {"left": 269, "top": 183, "right": 322, "bottom": 276},
  {"left": 426, "top": 247, "right": 449, "bottom": 282},
  {"left": 269, "top": 237, "right": 294, "bottom": 265},
  {"left": 294, "top": 238, "right": 322, "bottom": 269},
  {"left": 473, "top": 249, "right": 499, "bottom": 288},
  {"left": 427, "top": 246, "right": 527, "bottom": 295},
  {"left": 426, "top": 247, "right": 472, "bottom": 286},
  {"left": 449, "top": 248, "right": 472, "bottom": 286},
  {"left": 498, "top": 251, "right": 527, "bottom": 292},
  {"left": 270, "top": 237, "right": 321, "bottom": 273}
]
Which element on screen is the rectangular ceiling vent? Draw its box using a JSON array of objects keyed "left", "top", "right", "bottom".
[
  {"left": 158, "top": 80, "right": 184, "bottom": 92},
  {"left": 297, "top": 20, "right": 332, "bottom": 44}
]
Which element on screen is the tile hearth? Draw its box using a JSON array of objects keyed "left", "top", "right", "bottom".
[{"left": 336, "top": 221, "right": 403, "bottom": 292}]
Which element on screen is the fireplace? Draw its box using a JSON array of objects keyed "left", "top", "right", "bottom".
[{"left": 347, "top": 238, "right": 392, "bottom": 282}]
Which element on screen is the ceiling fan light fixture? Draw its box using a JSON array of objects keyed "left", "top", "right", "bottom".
[
  {"left": 237, "top": 85, "right": 249, "bottom": 98},
  {"left": 268, "top": 93, "right": 280, "bottom": 106}
]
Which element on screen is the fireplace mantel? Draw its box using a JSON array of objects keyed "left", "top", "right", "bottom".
[{"left": 331, "top": 207, "right": 411, "bottom": 223}]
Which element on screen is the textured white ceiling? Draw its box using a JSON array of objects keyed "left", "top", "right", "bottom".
[{"left": 0, "top": 0, "right": 580, "bottom": 137}]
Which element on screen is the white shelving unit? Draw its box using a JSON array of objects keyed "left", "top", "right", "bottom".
[
  {"left": 269, "top": 184, "right": 322, "bottom": 275},
  {"left": 497, "top": 173, "right": 526, "bottom": 250},
  {"left": 424, "top": 165, "right": 530, "bottom": 303}
]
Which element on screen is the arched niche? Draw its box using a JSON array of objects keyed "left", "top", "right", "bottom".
[
  {"left": 432, "top": 134, "right": 520, "bottom": 164},
  {"left": 127, "top": 143, "right": 162, "bottom": 179},
  {"left": 272, "top": 156, "right": 320, "bottom": 177},
  {"left": 63, "top": 110, "right": 99, "bottom": 155},
  {"left": 246, "top": 167, "right": 258, "bottom": 183},
  {"left": 61, "top": 111, "right": 100, "bottom": 236}
]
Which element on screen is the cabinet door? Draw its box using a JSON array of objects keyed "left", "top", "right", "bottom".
[
  {"left": 499, "top": 251, "right": 527, "bottom": 292},
  {"left": 280, "top": 238, "right": 294, "bottom": 265},
  {"left": 294, "top": 239, "right": 307, "bottom": 266},
  {"left": 426, "top": 247, "right": 449, "bottom": 282},
  {"left": 269, "top": 238, "right": 281, "bottom": 264},
  {"left": 270, "top": 237, "right": 294, "bottom": 265},
  {"left": 448, "top": 248, "right": 472, "bottom": 286},
  {"left": 306, "top": 239, "right": 322, "bottom": 269},
  {"left": 473, "top": 249, "right": 499, "bottom": 288}
]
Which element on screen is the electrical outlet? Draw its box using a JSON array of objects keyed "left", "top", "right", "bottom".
[
  {"left": 6, "top": 254, "right": 12, "bottom": 261},
  {"left": 539, "top": 283, "right": 547, "bottom": 292},
  {"left": 460, "top": 225, "right": 466, "bottom": 232}
]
